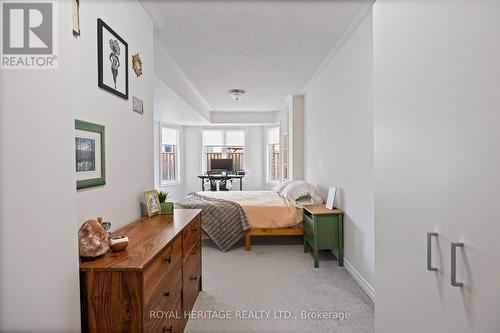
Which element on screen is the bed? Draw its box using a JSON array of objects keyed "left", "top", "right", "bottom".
[
  {"left": 198, "top": 191, "right": 304, "bottom": 250},
  {"left": 176, "top": 181, "right": 322, "bottom": 251}
]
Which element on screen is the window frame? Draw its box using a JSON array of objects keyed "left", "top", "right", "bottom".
[
  {"left": 265, "top": 124, "right": 281, "bottom": 184},
  {"left": 159, "top": 123, "right": 182, "bottom": 187},
  {"left": 201, "top": 127, "right": 247, "bottom": 174}
]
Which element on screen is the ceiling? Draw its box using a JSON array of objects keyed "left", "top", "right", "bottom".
[{"left": 141, "top": 0, "right": 371, "bottom": 112}]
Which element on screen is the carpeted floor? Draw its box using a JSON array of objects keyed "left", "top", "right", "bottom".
[{"left": 185, "top": 237, "right": 374, "bottom": 333}]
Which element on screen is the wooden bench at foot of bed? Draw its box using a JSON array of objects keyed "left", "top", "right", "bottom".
[{"left": 245, "top": 228, "right": 304, "bottom": 251}]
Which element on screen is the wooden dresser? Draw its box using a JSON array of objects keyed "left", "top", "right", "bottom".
[{"left": 80, "top": 209, "right": 202, "bottom": 333}]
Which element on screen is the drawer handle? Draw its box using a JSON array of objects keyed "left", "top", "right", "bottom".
[
  {"left": 191, "top": 227, "right": 197, "bottom": 233},
  {"left": 163, "top": 255, "right": 172, "bottom": 263},
  {"left": 451, "top": 242, "right": 464, "bottom": 287},
  {"left": 164, "top": 291, "right": 170, "bottom": 297},
  {"left": 191, "top": 250, "right": 197, "bottom": 255},
  {"left": 427, "top": 232, "right": 438, "bottom": 271},
  {"left": 163, "top": 325, "right": 173, "bottom": 333},
  {"left": 190, "top": 276, "right": 198, "bottom": 281}
]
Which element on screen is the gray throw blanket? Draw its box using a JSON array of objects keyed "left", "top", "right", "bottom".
[{"left": 176, "top": 193, "right": 250, "bottom": 251}]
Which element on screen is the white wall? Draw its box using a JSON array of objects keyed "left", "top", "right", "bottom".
[
  {"left": 211, "top": 111, "right": 276, "bottom": 124},
  {"left": 303, "top": 13, "right": 374, "bottom": 294},
  {"left": 183, "top": 126, "right": 204, "bottom": 195},
  {"left": 74, "top": 1, "right": 154, "bottom": 231},
  {"left": 154, "top": 77, "right": 209, "bottom": 126},
  {"left": 154, "top": 41, "right": 211, "bottom": 121},
  {"left": 243, "top": 126, "right": 266, "bottom": 190},
  {"left": 0, "top": 3, "right": 80, "bottom": 330},
  {"left": 0, "top": 1, "right": 154, "bottom": 331},
  {"left": 290, "top": 95, "right": 305, "bottom": 181}
]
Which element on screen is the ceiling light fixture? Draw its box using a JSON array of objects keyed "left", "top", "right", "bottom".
[{"left": 228, "top": 89, "right": 246, "bottom": 102}]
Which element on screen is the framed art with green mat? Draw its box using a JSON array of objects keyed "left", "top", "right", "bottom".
[{"left": 75, "top": 120, "right": 106, "bottom": 190}]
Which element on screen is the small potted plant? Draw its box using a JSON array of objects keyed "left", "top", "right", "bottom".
[{"left": 158, "top": 191, "right": 174, "bottom": 215}]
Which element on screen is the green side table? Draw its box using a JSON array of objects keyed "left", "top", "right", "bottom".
[{"left": 303, "top": 204, "right": 344, "bottom": 268}]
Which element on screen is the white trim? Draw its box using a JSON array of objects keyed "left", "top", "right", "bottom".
[
  {"left": 343, "top": 259, "right": 375, "bottom": 303},
  {"left": 264, "top": 123, "right": 281, "bottom": 184},
  {"left": 301, "top": 2, "right": 374, "bottom": 93},
  {"left": 159, "top": 123, "right": 183, "bottom": 187},
  {"left": 287, "top": 101, "right": 294, "bottom": 180}
]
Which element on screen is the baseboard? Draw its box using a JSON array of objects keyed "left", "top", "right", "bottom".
[{"left": 343, "top": 259, "right": 375, "bottom": 303}]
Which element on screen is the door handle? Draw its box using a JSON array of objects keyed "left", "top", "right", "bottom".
[
  {"left": 427, "top": 232, "right": 438, "bottom": 271},
  {"left": 451, "top": 242, "right": 464, "bottom": 287}
]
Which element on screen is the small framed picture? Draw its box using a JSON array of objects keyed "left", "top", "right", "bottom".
[
  {"left": 326, "top": 186, "right": 337, "bottom": 210},
  {"left": 132, "top": 96, "right": 143, "bottom": 114},
  {"left": 97, "top": 18, "right": 128, "bottom": 99},
  {"left": 144, "top": 190, "right": 160, "bottom": 217},
  {"left": 75, "top": 120, "right": 106, "bottom": 190},
  {"left": 72, "top": 0, "right": 81, "bottom": 36}
]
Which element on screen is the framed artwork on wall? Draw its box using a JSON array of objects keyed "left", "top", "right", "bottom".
[
  {"left": 72, "top": 0, "right": 81, "bottom": 36},
  {"left": 75, "top": 120, "right": 106, "bottom": 190},
  {"left": 132, "top": 53, "right": 143, "bottom": 77},
  {"left": 144, "top": 190, "right": 160, "bottom": 217},
  {"left": 97, "top": 18, "right": 128, "bottom": 99},
  {"left": 132, "top": 96, "right": 143, "bottom": 114}
]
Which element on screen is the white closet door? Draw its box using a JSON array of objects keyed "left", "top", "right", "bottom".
[
  {"left": 376, "top": 1, "right": 500, "bottom": 332},
  {"left": 374, "top": 1, "right": 451, "bottom": 332},
  {"left": 446, "top": 1, "right": 500, "bottom": 332}
]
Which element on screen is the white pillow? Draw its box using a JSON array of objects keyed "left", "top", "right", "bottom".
[
  {"left": 294, "top": 194, "right": 323, "bottom": 208},
  {"left": 279, "top": 180, "right": 323, "bottom": 208},
  {"left": 279, "top": 180, "right": 314, "bottom": 199},
  {"left": 275, "top": 180, "right": 296, "bottom": 194}
]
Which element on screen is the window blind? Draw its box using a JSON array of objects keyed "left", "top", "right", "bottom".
[
  {"left": 162, "top": 126, "right": 179, "bottom": 145},
  {"left": 267, "top": 126, "right": 280, "bottom": 145},
  {"left": 202, "top": 129, "right": 224, "bottom": 146},
  {"left": 202, "top": 129, "right": 245, "bottom": 146},
  {"left": 225, "top": 130, "right": 245, "bottom": 146}
]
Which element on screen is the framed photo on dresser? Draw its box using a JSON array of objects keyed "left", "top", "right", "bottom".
[
  {"left": 144, "top": 190, "right": 160, "bottom": 217},
  {"left": 326, "top": 186, "right": 337, "bottom": 210}
]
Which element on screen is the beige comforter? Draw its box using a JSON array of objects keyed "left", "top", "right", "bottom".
[{"left": 197, "top": 191, "right": 302, "bottom": 228}]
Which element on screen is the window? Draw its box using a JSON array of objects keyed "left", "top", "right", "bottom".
[
  {"left": 266, "top": 125, "right": 280, "bottom": 183},
  {"left": 160, "top": 125, "right": 180, "bottom": 185},
  {"left": 202, "top": 129, "right": 245, "bottom": 173},
  {"left": 282, "top": 132, "right": 289, "bottom": 181}
]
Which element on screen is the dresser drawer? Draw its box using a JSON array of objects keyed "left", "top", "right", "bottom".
[
  {"left": 144, "top": 235, "right": 182, "bottom": 304},
  {"left": 144, "top": 267, "right": 182, "bottom": 333},
  {"left": 183, "top": 241, "right": 201, "bottom": 276},
  {"left": 144, "top": 293, "right": 182, "bottom": 333},
  {"left": 145, "top": 265, "right": 182, "bottom": 310},
  {"left": 182, "top": 241, "right": 201, "bottom": 313},
  {"left": 182, "top": 215, "right": 201, "bottom": 256}
]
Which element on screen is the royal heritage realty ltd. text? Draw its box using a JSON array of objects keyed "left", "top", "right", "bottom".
[{"left": 149, "top": 310, "right": 352, "bottom": 321}]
